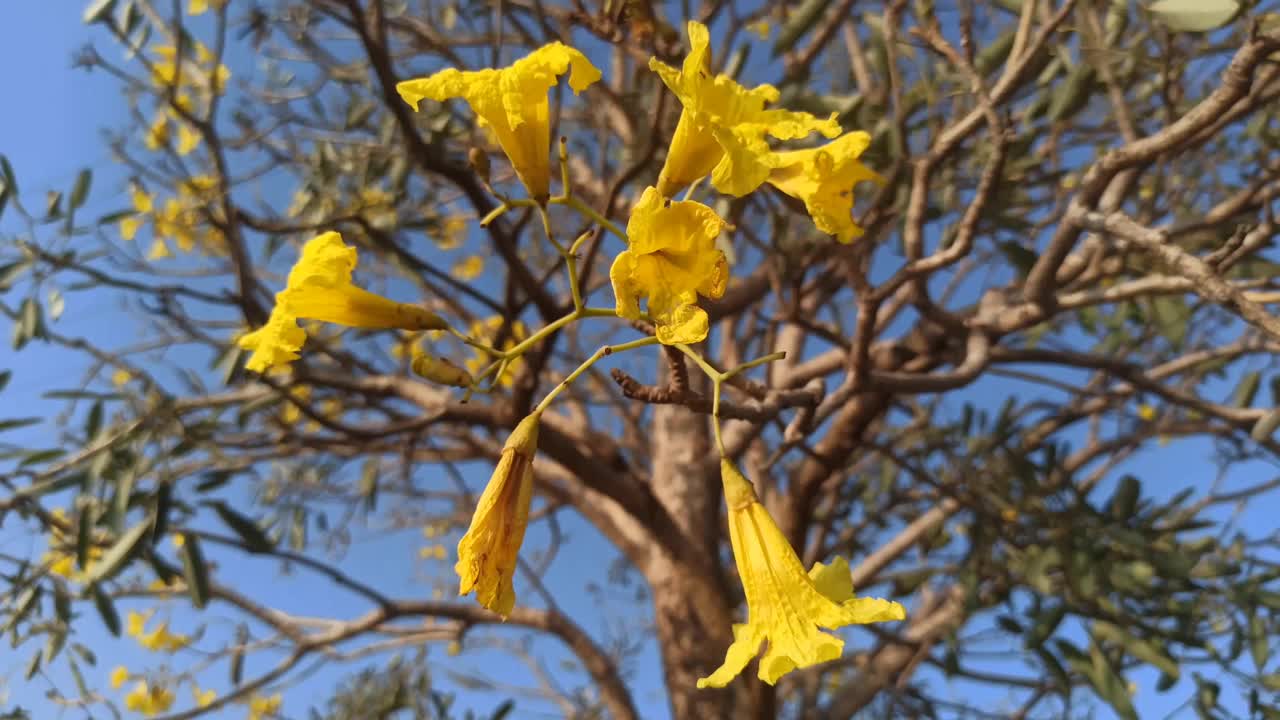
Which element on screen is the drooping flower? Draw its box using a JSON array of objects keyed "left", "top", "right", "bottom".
[
  {"left": 238, "top": 232, "right": 448, "bottom": 373},
  {"left": 699, "top": 460, "right": 906, "bottom": 688},
  {"left": 765, "top": 131, "right": 884, "bottom": 244},
  {"left": 650, "top": 21, "right": 840, "bottom": 198},
  {"left": 124, "top": 680, "right": 175, "bottom": 716},
  {"left": 456, "top": 413, "right": 540, "bottom": 617},
  {"left": 397, "top": 43, "right": 601, "bottom": 202},
  {"left": 610, "top": 186, "right": 727, "bottom": 345}
]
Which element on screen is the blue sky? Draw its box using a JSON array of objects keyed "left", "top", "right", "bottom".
[{"left": 2, "top": 3, "right": 1274, "bottom": 720}]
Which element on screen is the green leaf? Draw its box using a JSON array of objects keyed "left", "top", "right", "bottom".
[
  {"left": 84, "top": 400, "right": 103, "bottom": 441},
  {"left": 1250, "top": 615, "right": 1271, "bottom": 671},
  {"left": 360, "top": 458, "right": 378, "bottom": 514},
  {"left": 772, "top": 0, "right": 827, "bottom": 56},
  {"left": 82, "top": 0, "right": 117, "bottom": 24},
  {"left": 75, "top": 501, "right": 93, "bottom": 571},
  {"left": 1094, "top": 621, "right": 1180, "bottom": 679},
  {"left": 0, "top": 370, "right": 10, "bottom": 392},
  {"left": 1090, "top": 641, "right": 1138, "bottom": 720},
  {"left": 181, "top": 534, "right": 210, "bottom": 609},
  {"left": 83, "top": 520, "right": 150, "bottom": 584},
  {"left": 208, "top": 501, "right": 274, "bottom": 552},
  {"left": 1149, "top": 0, "right": 1240, "bottom": 32},
  {"left": 1047, "top": 65, "right": 1098, "bottom": 122},
  {"left": 0, "top": 261, "right": 29, "bottom": 291},
  {"left": 90, "top": 584, "right": 121, "bottom": 636},
  {"left": 24, "top": 650, "right": 41, "bottom": 681},
  {"left": 0, "top": 155, "right": 17, "bottom": 198},
  {"left": 1234, "top": 370, "right": 1262, "bottom": 408},
  {"left": 1150, "top": 296, "right": 1190, "bottom": 347},
  {"left": 69, "top": 169, "right": 92, "bottom": 209},
  {"left": 1025, "top": 603, "right": 1067, "bottom": 649},
  {"left": 230, "top": 623, "right": 248, "bottom": 685},
  {"left": 0, "top": 417, "right": 41, "bottom": 433},
  {"left": 1108, "top": 475, "right": 1141, "bottom": 520},
  {"left": 488, "top": 700, "right": 515, "bottom": 720}
]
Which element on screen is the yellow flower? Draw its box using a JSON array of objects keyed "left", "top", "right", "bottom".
[
  {"left": 456, "top": 413, "right": 540, "bottom": 617},
  {"left": 147, "top": 239, "right": 172, "bottom": 261},
  {"left": 280, "top": 385, "right": 312, "bottom": 425},
  {"left": 188, "top": 0, "right": 226, "bottom": 15},
  {"left": 451, "top": 254, "right": 485, "bottom": 281},
  {"left": 152, "top": 43, "right": 230, "bottom": 94},
  {"left": 124, "top": 680, "right": 175, "bottom": 716},
  {"left": 464, "top": 316, "right": 528, "bottom": 388},
  {"left": 126, "top": 610, "right": 190, "bottom": 652},
  {"left": 110, "top": 665, "right": 130, "bottom": 689},
  {"left": 748, "top": 19, "right": 772, "bottom": 40},
  {"left": 650, "top": 21, "right": 840, "bottom": 198},
  {"left": 765, "top": 131, "right": 883, "bottom": 244},
  {"left": 610, "top": 186, "right": 727, "bottom": 345},
  {"left": 699, "top": 460, "right": 905, "bottom": 687},
  {"left": 247, "top": 692, "right": 282, "bottom": 720},
  {"left": 1137, "top": 403, "right": 1156, "bottom": 421},
  {"left": 238, "top": 232, "right": 448, "bottom": 373},
  {"left": 112, "top": 369, "right": 134, "bottom": 387},
  {"left": 436, "top": 214, "right": 469, "bottom": 250},
  {"left": 192, "top": 684, "right": 216, "bottom": 708},
  {"left": 397, "top": 43, "right": 601, "bottom": 201},
  {"left": 45, "top": 544, "right": 102, "bottom": 583}
]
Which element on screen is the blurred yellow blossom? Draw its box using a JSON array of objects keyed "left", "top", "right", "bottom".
[
  {"left": 238, "top": 232, "right": 448, "bottom": 373},
  {"left": 192, "top": 684, "right": 216, "bottom": 708},
  {"left": 435, "top": 214, "right": 469, "bottom": 250},
  {"left": 124, "top": 680, "right": 175, "bottom": 716},
  {"left": 1137, "top": 404, "right": 1156, "bottom": 421},
  {"left": 112, "top": 368, "right": 133, "bottom": 387},
  {"left": 465, "top": 316, "right": 528, "bottom": 388},
  {"left": 397, "top": 43, "right": 601, "bottom": 201},
  {"left": 126, "top": 610, "right": 190, "bottom": 653},
  {"left": 451, "top": 255, "right": 485, "bottom": 281},
  {"left": 110, "top": 666, "right": 130, "bottom": 689},
  {"left": 610, "top": 186, "right": 727, "bottom": 344},
  {"left": 188, "top": 0, "right": 226, "bottom": 15},
  {"left": 748, "top": 19, "right": 771, "bottom": 40},
  {"left": 247, "top": 693, "right": 282, "bottom": 720}
]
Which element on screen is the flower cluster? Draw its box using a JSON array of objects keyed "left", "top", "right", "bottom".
[{"left": 231, "top": 18, "right": 898, "bottom": 688}]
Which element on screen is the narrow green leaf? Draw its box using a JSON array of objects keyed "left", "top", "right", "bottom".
[
  {"left": 1108, "top": 475, "right": 1141, "bottom": 520},
  {"left": 1250, "top": 615, "right": 1270, "bottom": 671},
  {"left": 1234, "top": 370, "right": 1262, "bottom": 408},
  {"left": 83, "top": 520, "right": 150, "bottom": 584},
  {"left": 1094, "top": 620, "right": 1180, "bottom": 679},
  {"left": 1252, "top": 410, "right": 1280, "bottom": 442},
  {"left": 181, "top": 534, "right": 210, "bottom": 609},
  {"left": 84, "top": 400, "right": 103, "bottom": 441},
  {"left": 208, "top": 501, "right": 274, "bottom": 552},
  {"left": 0, "top": 417, "right": 41, "bottom": 433},
  {"left": 69, "top": 169, "right": 92, "bottom": 209},
  {"left": 24, "top": 650, "right": 41, "bottom": 681},
  {"left": 90, "top": 584, "right": 121, "bottom": 636}
]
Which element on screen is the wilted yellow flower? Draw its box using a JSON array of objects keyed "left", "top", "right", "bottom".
[
  {"left": 124, "top": 680, "right": 175, "bottom": 716},
  {"left": 126, "top": 610, "right": 190, "bottom": 653},
  {"left": 611, "top": 186, "right": 727, "bottom": 344},
  {"left": 397, "top": 43, "right": 601, "bottom": 201},
  {"left": 766, "top": 131, "right": 883, "bottom": 244},
  {"left": 465, "top": 316, "right": 528, "bottom": 388},
  {"left": 110, "top": 665, "right": 130, "bottom": 689},
  {"left": 456, "top": 413, "right": 540, "bottom": 617},
  {"left": 650, "top": 21, "right": 840, "bottom": 198},
  {"left": 247, "top": 692, "right": 282, "bottom": 720},
  {"left": 238, "top": 232, "right": 449, "bottom": 373},
  {"left": 451, "top": 255, "right": 485, "bottom": 281},
  {"left": 699, "top": 460, "right": 905, "bottom": 687}
]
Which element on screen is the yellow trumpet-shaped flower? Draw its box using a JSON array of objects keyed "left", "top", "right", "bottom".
[
  {"left": 412, "top": 354, "right": 474, "bottom": 388},
  {"left": 238, "top": 232, "right": 448, "bottom": 373},
  {"left": 397, "top": 43, "right": 601, "bottom": 202},
  {"left": 650, "top": 21, "right": 840, "bottom": 198},
  {"left": 124, "top": 680, "right": 175, "bottom": 716},
  {"left": 766, "top": 131, "right": 884, "bottom": 244},
  {"left": 699, "top": 460, "right": 906, "bottom": 688},
  {"left": 456, "top": 413, "right": 540, "bottom": 617},
  {"left": 610, "top": 186, "right": 727, "bottom": 345}
]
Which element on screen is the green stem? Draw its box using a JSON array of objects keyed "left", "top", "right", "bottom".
[
  {"left": 533, "top": 336, "right": 660, "bottom": 414},
  {"left": 555, "top": 194, "right": 626, "bottom": 241}
]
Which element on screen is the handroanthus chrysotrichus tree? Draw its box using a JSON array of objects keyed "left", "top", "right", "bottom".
[{"left": 3, "top": 0, "right": 1280, "bottom": 718}]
